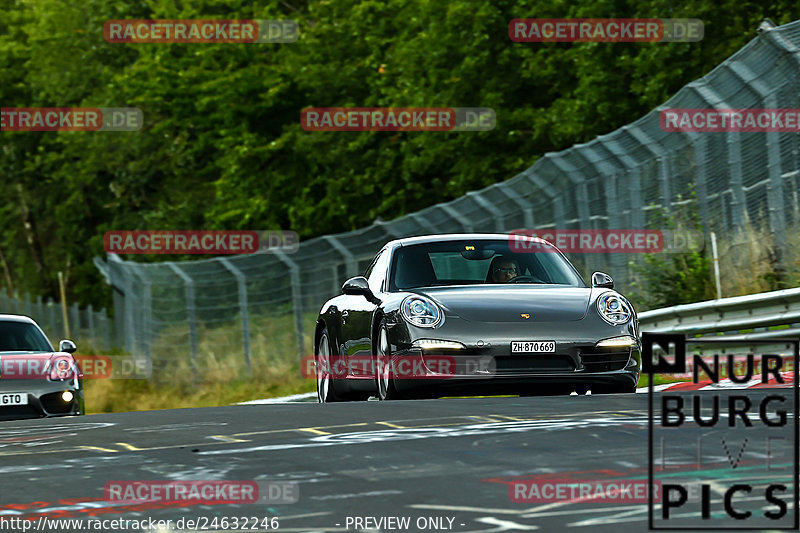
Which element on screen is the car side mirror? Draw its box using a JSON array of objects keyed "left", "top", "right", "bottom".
[
  {"left": 591, "top": 272, "right": 614, "bottom": 289},
  {"left": 59, "top": 339, "right": 77, "bottom": 354},
  {"left": 342, "top": 276, "right": 380, "bottom": 303}
]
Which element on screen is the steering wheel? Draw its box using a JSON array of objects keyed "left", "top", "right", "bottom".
[{"left": 507, "top": 274, "right": 545, "bottom": 284}]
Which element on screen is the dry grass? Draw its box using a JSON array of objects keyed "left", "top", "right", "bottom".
[
  {"left": 83, "top": 312, "right": 318, "bottom": 413},
  {"left": 715, "top": 219, "right": 779, "bottom": 297}
]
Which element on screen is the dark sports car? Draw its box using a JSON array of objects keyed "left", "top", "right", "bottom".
[
  {"left": 314, "top": 234, "right": 641, "bottom": 402},
  {"left": 0, "top": 315, "right": 85, "bottom": 419}
]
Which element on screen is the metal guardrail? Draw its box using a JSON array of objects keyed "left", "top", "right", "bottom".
[{"left": 638, "top": 287, "right": 800, "bottom": 342}]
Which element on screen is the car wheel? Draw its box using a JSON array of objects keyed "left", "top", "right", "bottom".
[
  {"left": 376, "top": 321, "right": 404, "bottom": 401},
  {"left": 316, "top": 328, "right": 345, "bottom": 403}
]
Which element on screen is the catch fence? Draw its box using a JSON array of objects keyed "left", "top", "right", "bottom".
[{"left": 93, "top": 20, "right": 800, "bottom": 378}]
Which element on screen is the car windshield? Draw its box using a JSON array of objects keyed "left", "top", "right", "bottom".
[
  {"left": 389, "top": 239, "right": 586, "bottom": 290},
  {"left": 0, "top": 321, "right": 53, "bottom": 352}
]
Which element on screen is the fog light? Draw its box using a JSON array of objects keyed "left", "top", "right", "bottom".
[
  {"left": 61, "top": 391, "right": 74, "bottom": 403},
  {"left": 412, "top": 339, "right": 466, "bottom": 350},
  {"left": 596, "top": 336, "right": 637, "bottom": 348}
]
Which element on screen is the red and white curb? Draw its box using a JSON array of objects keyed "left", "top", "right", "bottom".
[{"left": 636, "top": 371, "right": 794, "bottom": 393}]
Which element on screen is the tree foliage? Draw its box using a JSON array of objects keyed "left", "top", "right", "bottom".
[{"left": 1, "top": 0, "right": 799, "bottom": 307}]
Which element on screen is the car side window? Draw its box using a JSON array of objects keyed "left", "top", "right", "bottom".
[{"left": 367, "top": 249, "right": 389, "bottom": 294}]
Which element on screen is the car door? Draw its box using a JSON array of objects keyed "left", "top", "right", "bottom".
[{"left": 340, "top": 248, "right": 389, "bottom": 364}]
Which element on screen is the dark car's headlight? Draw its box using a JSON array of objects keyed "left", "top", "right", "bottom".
[
  {"left": 401, "top": 295, "right": 443, "bottom": 328},
  {"left": 596, "top": 292, "right": 633, "bottom": 325}
]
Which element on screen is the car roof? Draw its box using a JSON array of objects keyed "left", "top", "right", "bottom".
[
  {"left": 0, "top": 314, "right": 38, "bottom": 324},
  {"left": 389, "top": 233, "right": 551, "bottom": 247}
]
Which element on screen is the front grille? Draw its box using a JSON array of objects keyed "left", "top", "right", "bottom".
[
  {"left": 494, "top": 355, "right": 575, "bottom": 373},
  {"left": 580, "top": 350, "right": 630, "bottom": 372}
]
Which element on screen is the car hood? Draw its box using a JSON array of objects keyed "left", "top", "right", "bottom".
[{"left": 415, "top": 285, "right": 591, "bottom": 322}]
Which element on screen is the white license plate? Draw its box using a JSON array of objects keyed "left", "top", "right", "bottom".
[
  {"left": 511, "top": 341, "right": 556, "bottom": 353},
  {"left": 0, "top": 393, "right": 28, "bottom": 406}
]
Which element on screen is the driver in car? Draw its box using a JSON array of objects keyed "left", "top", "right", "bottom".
[{"left": 489, "top": 255, "right": 522, "bottom": 283}]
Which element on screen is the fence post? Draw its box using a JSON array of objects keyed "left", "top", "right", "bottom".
[
  {"left": 132, "top": 269, "right": 153, "bottom": 362},
  {"left": 764, "top": 94, "right": 787, "bottom": 257},
  {"left": 47, "top": 298, "right": 56, "bottom": 337},
  {"left": 274, "top": 250, "right": 305, "bottom": 361},
  {"left": 629, "top": 167, "right": 644, "bottom": 229},
  {"left": 70, "top": 303, "right": 80, "bottom": 340},
  {"left": 87, "top": 304, "right": 96, "bottom": 351},
  {"left": 322, "top": 236, "right": 358, "bottom": 278},
  {"left": 496, "top": 182, "right": 535, "bottom": 229},
  {"left": 36, "top": 295, "right": 43, "bottom": 324},
  {"left": 603, "top": 172, "right": 628, "bottom": 275},
  {"left": 438, "top": 204, "right": 475, "bottom": 233},
  {"left": 168, "top": 263, "right": 198, "bottom": 374},
  {"left": 726, "top": 131, "right": 747, "bottom": 230},
  {"left": 468, "top": 191, "right": 505, "bottom": 233},
  {"left": 219, "top": 258, "right": 252, "bottom": 376},
  {"left": 100, "top": 308, "right": 111, "bottom": 351},
  {"left": 693, "top": 135, "right": 710, "bottom": 229}
]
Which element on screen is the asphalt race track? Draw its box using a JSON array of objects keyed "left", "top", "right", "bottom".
[{"left": 0, "top": 390, "right": 793, "bottom": 532}]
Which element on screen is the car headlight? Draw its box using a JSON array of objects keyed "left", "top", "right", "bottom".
[
  {"left": 596, "top": 292, "right": 633, "bottom": 325},
  {"left": 48, "top": 356, "right": 76, "bottom": 381},
  {"left": 401, "top": 295, "right": 443, "bottom": 328}
]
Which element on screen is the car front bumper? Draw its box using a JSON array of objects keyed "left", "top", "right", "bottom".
[
  {"left": 0, "top": 378, "right": 84, "bottom": 420},
  {"left": 387, "top": 343, "right": 640, "bottom": 396}
]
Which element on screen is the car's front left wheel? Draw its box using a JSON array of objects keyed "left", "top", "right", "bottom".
[
  {"left": 375, "top": 321, "right": 404, "bottom": 401},
  {"left": 316, "top": 327, "right": 369, "bottom": 402},
  {"left": 316, "top": 328, "right": 350, "bottom": 403}
]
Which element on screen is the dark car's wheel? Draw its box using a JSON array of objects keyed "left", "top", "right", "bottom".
[
  {"left": 316, "top": 327, "right": 369, "bottom": 402},
  {"left": 316, "top": 328, "right": 346, "bottom": 403},
  {"left": 376, "top": 321, "right": 404, "bottom": 401}
]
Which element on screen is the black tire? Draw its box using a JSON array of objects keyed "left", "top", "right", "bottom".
[
  {"left": 375, "top": 320, "right": 404, "bottom": 401},
  {"left": 315, "top": 327, "right": 369, "bottom": 402},
  {"left": 315, "top": 328, "right": 346, "bottom": 403}
]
